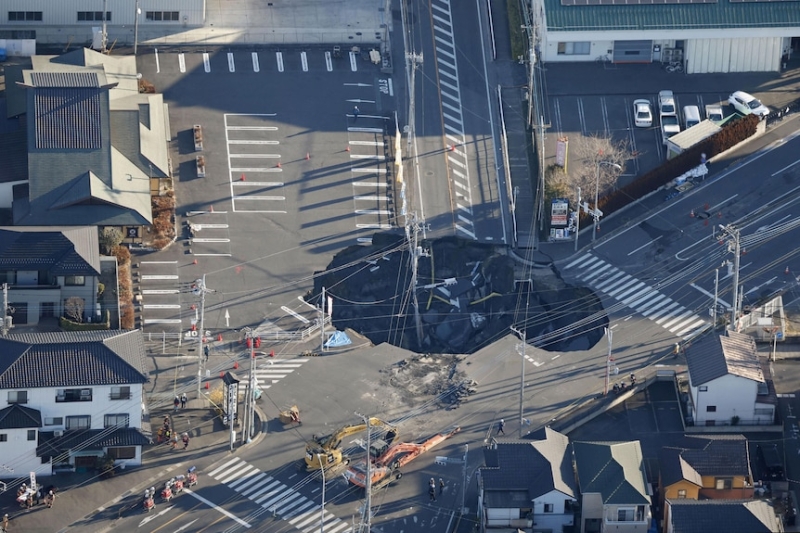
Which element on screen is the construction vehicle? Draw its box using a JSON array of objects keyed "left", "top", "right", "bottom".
[
  {"left": 344, "top": 426, "right": 460, "bottom": 489},
  {"left": 304, "top": 418, "right": 397, "bottom": 473}
]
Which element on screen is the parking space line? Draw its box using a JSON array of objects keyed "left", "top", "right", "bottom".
[
  {"left": 154, "top": 48, "right": 160, "bottom": 73},
  {"left": 276, "top": 52, "right": 284, "bottom": 72},
  {"left": 325, "top": 51, "right": 333, "bottom": 72},
  {"left": 357, "top": 223, "right": 393, "bottom": 229},
  {"left": 352, "top": 168, "right": 387, "bottom": 173},
  {"left": 349, "top": 141, "right": 384, "bottom": 146},
  {"left": 142, "top": 289, "right": 180, "bottom": 295},
  {"left": 178, "top": 53, "right": 186, "bottom": 73},
  {"left": 252, "top": 52, "right": 260, "bottom": 73},
  {"left": 228, "top": 52, "right": 235, "bottom": 72},
  {"left": 553, "top": 99, "right": 563, "bottom": 136},
  {"left": 577, "top": 98, "right": 587, "bottom": 135},
  {"left": 203, "top": 52, "right": 211, "bottom": 73},
  {"left": 348, "top": 127, "right": 384, "bottom": 133},
  {"left": 355, "top": 209, "right": 391, "bottom": 215},
  {"left": 230, "top": 153, "right": 281, "bottom": 159},
  {"left": 140, "top": 260, "right": 178, "bottom": 264},
  {"left": 349, "top": 51, "right": 358, "bottom": 71},
  {"left": 354, "top": 195, "right": 388, "bottom": 201},
  {"left": 233, "top": 196, "right": 286, "bottom": 201},
  {"left": 232, "top": 181, "right": 283, "bottom": 187},
  {"left": 353, "top": 182, "right": 388, "bottom": 187},
  {"left": 231, "top": 167, "right": 283, "bottom": 173},
  {"left": 350, "top": 155, "right": 386, "bottom": 160},
  {"left": 600, "top": 97, "right": 610, "bottom": 135},
  {"left": 227, "top": 126, "right": 279, "bottom": 131},
  {"left": 145, "top": 319, "right": 182, "bottom": 324},
  {"left": 301, "top": 51, "right": 308, "bottom": 72},
  {"left": 229, "top": 140, "right": 279, "bottom": 145},
  {"left": 230, "top": 210, "right": 287, "bottom": 214},
  {"left": 141, "top": 275, "right": 179, "bottom": 280}
]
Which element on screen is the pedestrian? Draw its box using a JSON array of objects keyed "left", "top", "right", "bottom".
[
  {"left": 182, "top": 432, "right": 190, "bottom": 450},
  {"left": 204, "top": 345, "right": 210, "bottom": 362},
  {"left": 439, "top": 478, "right": 445, "bottom": 495},
  {"left": 497, "top": 419, "right": 505, "bottom": 435},
  {"left": 2, "top": 513, "right": 9, "bottom": 532},
  {"left": 630, "top": 373, "right": 636, "bottom": 385},
  {"left": 180, "top": 393, "right": 187, "bottom": 409},
  {"left": 45, "top": 490, "right": 54, "bottom": 509},
  {"left": 173, "top": 396, "right": 180, "bottom": 412},
  {"left": 353, "top": 106, "right": 360, "bottom": 120},
  {"left": 428, "top": 485, "right": 436, "bottom": 502},
  {"left": 171, "top": 433, "right": 179, "bottom": 450}
]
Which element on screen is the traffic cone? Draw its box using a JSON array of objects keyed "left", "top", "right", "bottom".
[
  {"left": 233, "top": 361, "right": 239, "bottom": 369},
  {"left": 690, "top": 210, "right": 695, "bottom": 217},
  {"left": 269, "top": 350, "right": 275, "bottom": 357},
  {"left": 193, "top": 259, "right": 198, "bottom": 265},
  {"left": 786, "top": 266, "right": 790, "bottom": 275},
  {"left": 240, "top": 173, "right": 246, "bottom": 181},
  {"left": 204, "top": 382, "right": 209, "bottom": 390},
  {"left": 209, "top": 205, "right": 214, "bottom": 212},
  {"left": 217, "top": 333, "right": 223, "bottom": 342},
  {"left": 220, "top": 372, "right": 224, "bottom": 378},
  {"left": 276, "top": 161, "right": 281, "bottom": 168},
  {"left": 449, "top": 144, "right": 456, "bottom": 151},
  {"left": 345, "top": 146, "right": 351, "bottom": 152},
  {"left": 305, "top": 152, "right": 310, "bottom": 160},
  {"left": 191, "top": 304, "right": 196, "bottom": 310}
]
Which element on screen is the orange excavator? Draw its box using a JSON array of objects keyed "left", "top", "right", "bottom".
[{"left": 344, "top": 426, "right": 460, "bottom": 489}]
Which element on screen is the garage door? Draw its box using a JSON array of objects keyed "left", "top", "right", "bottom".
[{"left": 613, "top": 40, "right": 653, "bottom": 63}]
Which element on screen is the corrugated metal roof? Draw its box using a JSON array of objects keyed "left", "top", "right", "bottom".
[
  {"left": 28, "top": 71, "right": 102, "bottom": 88},
  {"left": 544, "top": 0, "right": 800, "bottom": 31},
  {"left": 33, "top": 87, "right": 103, "bottom": 150}
]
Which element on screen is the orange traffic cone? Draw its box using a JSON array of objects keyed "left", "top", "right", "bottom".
[
  {"left": 269, "top": 350, "right": 275, "bottom": 357},
  {"left": 217, "top": 333, "right": 223, "bottom": 342},
  {"left": 345, "top": 146, "right": 350, "bottom": 152},
  {"left": 209, "top": 205, "right": 214, "bottom": 212},
  {"left": 690, "top": 210, "right": 695, "bottom": 218},
  {"left": 449, "top": 144, "right": 456, "bottom": 151},
  {"left": 305, "top": 152, "right": 310, "bottom": 160},
  {"left": 204, "top": 382, "right": 209, "bottom": 390},
  {"left": 233, "top": 361, "right": 239, "bottom": 369},
  {"left": 193, "top": 259, "right": 198, "bottom": 265},
  {"left": 786, "top": 266, "right": 790, "bottom": 275},
  {"left": 240, "top": 173, "right": 246, "bottom": 181},
  {"left": 276, "top": 161, "right": 282, "bottom": 168}
]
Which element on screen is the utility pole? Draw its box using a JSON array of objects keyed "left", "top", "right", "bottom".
[
  {"left": 355, "top": 412, "right": 372, "bottom": 533},
  {"left": 603, "top": 327, "right": 613, "bottom": 395},
  {"left": 510, "top": 325, "right": 527, "bottom": 439},
  {"left": 719, "top": 225, "right": 742, "bottom": 330},
  {"left": 133, "top": 0, "right": 140, "bottom": 55},
  {"left": 320, "top": 286, "right": 326, "bottom": 353},
  {"left": 193, "top": 276, "right": 214, "bottom": 396},
  {"left": 593, "top": 161, "right": 622, "bottom": 242},
  {"left": 101, "top": 0, "right": 108, "bottom": 53},
  {"left": 407, "top": 214, "right": 427, "bottom": 347},
  {"left": 1, "top": 283, "right": 8, "bottom": 336},
  {"left": 461, "top": 444, "right": 468, "bottom": 514},
  {"left": 240, "top": 328, "right": 256, "bottom": 445},
  {"left": 712, "top": 266, "right": 720, "bottom": 327},
  {"left": 574, "top": 187, "right": 581, "bottom": 252}
]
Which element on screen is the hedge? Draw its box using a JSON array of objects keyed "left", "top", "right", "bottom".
[{"left": 60, "top": 310, "right": 111, "bottom": 331}]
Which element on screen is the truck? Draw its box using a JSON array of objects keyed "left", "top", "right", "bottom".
[
  {"left": 344, "top": 426, "right": 460, "bottom": 489},
  {"left": 304, "top": 418, "right": 397, "bottom": 473}
]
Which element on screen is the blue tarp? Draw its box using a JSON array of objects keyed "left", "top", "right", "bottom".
[{"left": 324, "top": 331, "right": 352, "bottom": 347}]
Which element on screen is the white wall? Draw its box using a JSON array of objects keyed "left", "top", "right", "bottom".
[
  {"left": 686, "top": 37, "right": 782, "bottom": 73},
  {"left": 0, "top": 0, "right": 205, "bottom": 26},
  {"left": 0, "top": 39, "right": 35, "bottom": 56},
  {"left": 0, "top": 428, "right": 50, "bottom": 478},
  {"left": 533, "top": 489, "right": 576, "bottom": 531},
  {"left": 691, "top": 373, "right": 763, "bottom": 425},
  {"left": 0, "top": 181, "right": 26, "bottom": 209}
]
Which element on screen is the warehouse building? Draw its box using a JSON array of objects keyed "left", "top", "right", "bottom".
[{"left": 530, "top": 0, "right": 800, "bottom": 73}]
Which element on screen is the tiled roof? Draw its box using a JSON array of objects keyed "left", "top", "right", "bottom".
[
  {"left": 0, "top": 226, "right": 99, "bottom": 275},
  {"left": 0, "top": 403, "right": 42, "bottom": 429},
  {"left": 542, "top": 0, "right": 800, "bottom": 32},
  {"left": 681, "top": 435, "right": 751, "bottom": 477},
  {"left": 573, "top": 441, "right": 650, "bottom": 505},
  {"left": 0, "top": 330, "right": 148, "bottom": 389},
  {"left": 686, "top": 331, "right": 764, "bottom": 386},
  {"left": 659, "top": 447, "right": 702, "bottom": 488},
  {"left": 481, "top": 429, "right": 577, "bottom": 502},
  {"left": 667, "top": 499, "right": 782, "bottom": 533},
  {"left": 37, "top": 428, "right": 151, "bottom": 456},
  {"left": 33, "top": 87, "right": 103, "bottom": 150}
]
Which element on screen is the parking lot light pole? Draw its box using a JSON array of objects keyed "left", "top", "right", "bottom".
[{"left": 593, "top": 161, "right": 622, "bottom": 242}]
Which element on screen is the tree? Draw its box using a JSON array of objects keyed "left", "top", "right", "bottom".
[
  {"left": 99, "top": 227, "right": 124, "bottom": 255},
  {"left": 558, "top": 134, "right": 632, "bottom": 207},
  {"left": 64, "top": 297, "right": 85, "bottom": 323}
]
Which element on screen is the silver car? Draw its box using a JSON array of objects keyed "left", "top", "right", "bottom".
[
  {"left": 633, "top": 99, "right": 653, "bottom": 128},
  {"left": 728, "top": 91, "right": 769, "bottom": 117}
]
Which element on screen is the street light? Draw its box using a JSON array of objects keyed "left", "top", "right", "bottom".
[
  {"left": 593, "top": 160, "right": 622, "bottom": 242},
  {"left": 316, "top": 454, "right": 326, "bottom": 533}
]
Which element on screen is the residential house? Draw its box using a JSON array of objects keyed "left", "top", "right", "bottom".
[
  {"left": 665, "top": 499, "right": 783, "bottom": 533},
  {"left": 685, "top": 331, "right": 775, "bottom": 426},
  {"left": 529, "top": 0, "right": 798, "bottom": 72},
  {"left": 2, "top": 47, "right": 170, "bottom": 240},
  {"left": 0, "top": 330, "right": 150, "bottom": 478},
  {"left": 572, "top": 440, "right": 651, "bottom": 533},
  {"left": 478, "top": 427, "right": 578, "bottom": 533},
  {"left": 659, "top": 435, "right": 754, "bottom": 528},
  {"left": 0, "top": 226, "right": 101, "bottom": 325}
]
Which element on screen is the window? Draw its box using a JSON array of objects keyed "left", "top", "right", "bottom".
[
  {"left": 110, "top": 386, "right": 131, "bottom": 400},
  {"left": 543, "top": 503, "right": 554, "bottom": 513},
  {"left": 77, "top": 12, "right": 110, "bottom": 22},
  {"left": 56, "top": 388, "right": 92, "bottom": 402},
  {"left": 0, "top": 271, "right": 16, "bottom": 284},
  {"left": 44, "top": 417, "right": 63, "bottom": 426},
  {"left": 8, "top": 11, "right": 42, "bottom": 22},
  {"left": 715, "top": 477, "right": 732, "bottom": 490},
  {"left": 65, "top": 415, "right": 91, "bottom": 430},
  {"left": 107, "top": 446, "right": 136, "bottom": 460},
  {"left": 699, "top": 385, "right": 708, "bottom": 392},
  {"left": 64, "top": 275, "right": 85, "bottom": 286},
  {"left": 0, "top": 433, "right": 6, "bottom": 442},
  {"left": 706, "top": 405, "right": 717, "bottom": 412},
  {"left": 556, "top": 42, "right": 591, "bottom": 56},
  {"left": 27, "top": 429, "right": 35, "bottom": 441},
  {"left": 104, "top": 414, "right": 129, "bottom": 428},
  {"left": 145, "top": 11, "right": 180, "bottom": 21},
  {"left": 7, "top": 390, "right": 27, "bottom": 404},
  {"left": 617, "top": 507, "right": 635, "bottom": 521},
  {"left": 677, "top": 489, "right": 687, "bottom": 498}
]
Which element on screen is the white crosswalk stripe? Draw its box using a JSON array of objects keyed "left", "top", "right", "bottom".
[
  {"left": 564, "top": 253, "right": 708, "bottom": 340},
  {"left": 208, "top": 457, "right": 351, "bottom": 533},
  {"left": 240, "top": 359, "right": 308, "bottom": 391}
]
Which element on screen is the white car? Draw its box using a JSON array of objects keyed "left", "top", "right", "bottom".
[
  {"left": 633, "top": 99, "right": 653, "bottom": 128},
  {"left": 658, "top": 90, "right": 677, "bottom": 117},
  {"left": 728, "top": 91, "right": 770, "bottom": 117},
  {"left": 705, "top": 104, "right": 724, "bottom": 123}
]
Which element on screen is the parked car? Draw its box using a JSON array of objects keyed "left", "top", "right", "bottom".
[
  {"left": 683, "top": 105, "right": 701, "bottom": 129},
  {"left": 658, "top": 90, "right": 677, "bottom": 116},
  {"left": 705, "top": 104, "right": 724, "bottom": 123},
  {"left": 728, "top": 90, "right": 770, "bottom": 117},
  {"left": 633, "top": 99, "right": 653, "bottom": 128},
  {"left": 660, "top": 115, "right": 681, "bottom": 144}
]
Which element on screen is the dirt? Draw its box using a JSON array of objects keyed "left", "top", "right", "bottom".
[{"left": 379, "top": 353, "right": 474, "bottom": 409}]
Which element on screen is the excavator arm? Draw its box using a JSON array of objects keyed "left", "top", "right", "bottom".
[{"left": 304, "top": 417, "right": 398, "bottom": 470}]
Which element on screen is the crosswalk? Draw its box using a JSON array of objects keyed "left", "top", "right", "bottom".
[
  {"left": 208, "top": 457, "right": 351, "bottom": 533},
  {"left": 564, "top": 253, "right": 709, "bottom": 340},
  {"left": 247, "top": 359, "right": 308, "bottom": 392}
]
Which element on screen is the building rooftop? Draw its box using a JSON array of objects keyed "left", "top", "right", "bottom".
[
  {"left": 667, "top": 499, "right": 782, "bottom": 533},
  {"left": 686, "top": 331, "right": 765, "bottom": 386},
  {"left": 573, "top": 440, "right": 650, "bottom": 505}
]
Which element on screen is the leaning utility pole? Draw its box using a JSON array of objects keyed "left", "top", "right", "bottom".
[
  {"left": 193, "top": 276, "right": 214, "bottom": 395},
  {"left": 510, "top": 325, "right": 526, "bottom": 439},
  {"left": 407, "top": 213, "right": 426, "bottom": 347},
  {"left": 1, "top": 283, "right": 8, "bottom": 336},
  {"left": 719, "top": 225, "right": 742, "bottom": 330},
  {"left": 355, "top": 412, "right": 372, "bottom": 533}
]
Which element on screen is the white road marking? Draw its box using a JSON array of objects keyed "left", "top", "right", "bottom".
[
  {"left": 325, "top": 51, "right": 333, "bottom": 71},
  {"left": 347, "top": 127, "right": 384, "bottom": 133},
  {"left": 154, "top": 48, "right": 160, "bottom": 73},
  {"left": 356, "top": 223, "right": 393, "bottom": 229},
  {"left": 349, "top": 51, "right": 358, "bottom": 71},
  {"left": 388, "top": 78, "right": 393, "bottom": 96},
  {"left": 355, "top": 209, "right": 391, "bottom": 215},
  {"left": 144, "top": 319, "right": 183, "bottom": 324},
  {"left": 353, "top": 182, "right": 388, "bottom": 187},
  {"left": 627, "top": 235, "right": 662, "bottom": 256},
  {"left": 228, "top": 52, "right": 235, "bottom": 72},
  {"left": 226, "top": 126, "right": 278, "bottom": 131},
  {"left": 276, "top": 52, "right": 284, "bottom": 72},
  {"left": 203, "top": 52, "right": 210, "bottom": 73},
  {"left": 143, "top": 304, "right": 182, "bottom": 309},
  {"left": 281, "top": 306, "right": 311, "bottom": 324},
  {"left": 184, "top": 489, "right": 251, "bottom": 528},
  {"left": 178, "top": 53, "right": 186, "bottom": 73},
  {"left": 192, "top": 238, "right": 231, "bottom": 243},
  {"left": 140, "top": 260, "right": 178, "bottom": 264},
  {"left": 252, "top": 52, "right": 260, "bottom": 72},
  {"left": 230, "top": 167, "right": 283, "bottom": 173},
  {"left": 229, "top": 153, "right": 281, "bottom": 159},
  {"left": 233, "top": 196, "right": 285, "bottom": 201},
  {"left": 350, "top": 155, "right": 386, "bottom": 160},
  {"left": 141, "top": 275, "right": 179, "bottom": 280},
  {"left": 232, "top": 181, "right": 283, "bottom": 187},
  {"left": 352, "top": 168, "right": 387, "bottom": 173},
  {"left": 142, "top": 289, "right": 180, "bottom": 295},
  {"left": 354, "top": 195, "right": 388, "bottom": 201},
  {"left": 228, "top": 140, "right": 279, "bottom": 145},
  {"left": 301, "top": 51, "right": 308, "bottom": 72},
  {"left": 189, "top": 224, "right": 229, "bottom": 229},
  {"left": 349, "top": 140, "right": 385, "bottom": 146}
]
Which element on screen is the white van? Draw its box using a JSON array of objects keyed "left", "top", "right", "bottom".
[{"left": 683, "top": 105, "right": 701, "bottom": 129}]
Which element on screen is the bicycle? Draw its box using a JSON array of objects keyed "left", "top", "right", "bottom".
[
  {"left": 665, "top": 61, "right": 683, "bottom": 73},
  {"left": 595, "top": 55, "right": 610, "bottom": 64}
]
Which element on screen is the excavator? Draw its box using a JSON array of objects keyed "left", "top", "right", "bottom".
[
  {"left": 304, "top": 417, "right": 398, "bottom": 473},
  {"left": 344, "top": 426, "right": 461, "bottom": 490}
]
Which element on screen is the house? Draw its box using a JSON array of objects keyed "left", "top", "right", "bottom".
[
  {"left": 685, "top": 331, "right": 775, "bottom": 426},
  {"left": 478, "top": 428, "right": 578, "bottom": 533},
  {"left": 665, "top": 499, "right": 783, "bottom": 533},
  {"left": 659, "top": 435, "right": 754, "bottom": 528},
  {"left": 0, "top": 330, "right": 150, "bottom": 478},
  {"left": 2, "top": 48, "right": 170, "bottom": 239},
  {"left": 529, "top": 0, "right": 799, "bottom": 73},
  {"left": 572, "top": 440, "right": 651, "bottom": 533},
  {"left": 0, "top": 226, "right": 102, "bottom": 326}
]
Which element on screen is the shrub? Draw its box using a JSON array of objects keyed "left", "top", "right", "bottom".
[
  {"left": 111, "top": 245, "right": 131, "bottom": 266},
  {"left": 120, "top": 304, "right": 135, "bottom": 329},
  {"left": 99, "top": 227, "right": 124, "bottom": 255},
  {"left": 60, "top": 310, "right": 110, "bottom": 331}
]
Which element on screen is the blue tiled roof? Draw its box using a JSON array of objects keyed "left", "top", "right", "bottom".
[
  {"left": 0, "top": 227, "right": 99, "bottom": 275},
  {"left": 0, "top": 403, "right": 42, "bottom": 429},
  {"left": 37, "top": 428, "right": 151, "bottom": 456}
]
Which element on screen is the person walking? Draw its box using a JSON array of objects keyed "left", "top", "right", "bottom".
[
  {"left": 497, "top": 419, "right": 505, "bottom": 435},
  {"left": 182, "top": 433, "right": 190, "bottom": 450},
  {"left": 2, "top": 513, "right": 9, "bottom": 532},
  {"left": 173, "top": 396, "right": 180, "bottom": 412},
  {"left": 45, "top": 490, "right": 55, "bottom": 509},
  {"left": 204, "top": 345, "right": 210, "bottom": 362},
  {"left": 439, "top": 478, "right": 445, "bottom": 495},
  {"left": 353, "top": 106, "right": 360, "bottom": 121},
  {"left": 171, "top": 433, "right": 179, "bottom": 450},
  {"left": 180, "top": 393, "right": 187, "bottom": 409},
  {"left": 428, "top": 484, "right": 436, "bottom": 502}
]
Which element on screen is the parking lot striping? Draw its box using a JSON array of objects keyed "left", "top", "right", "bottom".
[
  {"left": 183, "top": 489, "right": 251, "bottom": 528},
  {"left": 357, "top": 223, "right": 393, "bottom": 229},
  {"left": 350, "top": 154, "right": 386, "bottom": 160},
  {"left": 193, "top": 253, "right": 234, "bottom": 256},
  {"left": 600, "top": 97, "right": 610, "bottom": 135},
  {"left": 281, "top": 306, "right": 310, "bottom": 324},
  {"left": 143, "top": 304, "right": 182, "bottom": 309},
  {"left": 233, "top": 196, "right": 286, "bottom": 201},
  {"left": 354, "top": 195, "right": 388, "bottom": 201},
  {"left": 227, "top": 52, "right": 235, "bottom": 72},
  {"left": 232, "top": 181, "right": 283, "bottom": 187},
  {"left": 227, "top": 126, "right": 279, "bottom": 130},
  {"left": 203, "top": 52, "right": 211, "bottom": 73},
  {"left": 325, "top": 51, "right": 333, "bottom": 72},
  {"left": 144, "top": 318, "right": 182, "bottom": 324},
  {"left": 154, "top": 48, "right": 160, "bottom": 73},
  {"left": 353, "top": 181, "right": 388, "bottom": 187},
  {"left": 142, "top": 275, "right": 179, "bottom": 280},
  {"left": 276, "top": 52, "right": 284, "bottom": 72},
  {"left": 230, "top": 153, "right": 281, "bottom": 159},
  {"left": 387, "top": 78, "right": 393, "bottom": 96},
  {"left": 228, "top": 140, "right": 279, "bottom": 145},
  {"left": 143, "top": 289, "right": 180, "bottom": 295},
  {"left": 348, "top": 127, "right": 384, "bottom": 133},
  {"left": 178, "top": 53, "right": 186, "bottom": 73},
  {"left": 192, "top": 238, "right": 231, "bottom": 243},
  {"left": 577, "top": 98, "right": 587, "bottom": 135},
  {"left": 349, "top": 140, "right": 385, "bottom": 146},
  {"left": 233, "top": 210, "right": 287, "bottom": 214},
  {"left": 231, "top": 167, "right": 283, "bottom": 173},
  {"left": 349, "top": 51, "right": 358, "bottom": 71},
  {"left": 301, "top": 51, "right": 308, "bottom": 72},
  {"left": 353, "top": 168, "right": 387, "bottom": 173},
  {"left": 140, "top": 260, "right": 178, "bottom": 264},
  {"left": 356, "top": 209, "right": 392, "bottom": 215}
]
